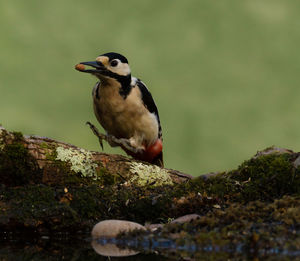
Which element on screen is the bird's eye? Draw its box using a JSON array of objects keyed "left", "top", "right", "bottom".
[{"left": 110, "top": 60, "right": 118, "bottom": 67}]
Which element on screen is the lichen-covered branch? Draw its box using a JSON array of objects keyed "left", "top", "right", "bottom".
[
  {"left": 0, "top": 126, "right": 192, "bottom": 232},
  {"left": 0, "top": 126, "right": 192, "bottom": 188}
]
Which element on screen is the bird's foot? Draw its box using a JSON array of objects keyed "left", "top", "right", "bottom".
[
  {"left": 86, "top": 121, "right": 144, "bottom": 154},
  {"left": 109, "top": 136, "right": 144, "bottom": 154},
  {"left": 86, "top": 121, "right": 106, "bottom": 150}
]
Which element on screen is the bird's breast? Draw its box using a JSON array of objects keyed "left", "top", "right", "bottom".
[{"left": 93, "top": 84, "right": 159, "bottom": 146}]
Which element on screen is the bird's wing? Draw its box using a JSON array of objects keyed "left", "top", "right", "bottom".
[{"left": 136, "top": 79, "right": 162, "bottom": 138}]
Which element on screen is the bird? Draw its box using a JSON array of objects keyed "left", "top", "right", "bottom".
[{"left": 75, "top": 52, "right": 163, "bottom": 167}]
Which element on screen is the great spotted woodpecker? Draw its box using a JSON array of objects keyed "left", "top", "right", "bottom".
[{"left": 75, "top": 52, "right": 163, "bottom": 167}]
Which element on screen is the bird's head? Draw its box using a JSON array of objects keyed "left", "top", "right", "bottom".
[{"left": 75, "top": 52, "right": 131, "bottom": 83}]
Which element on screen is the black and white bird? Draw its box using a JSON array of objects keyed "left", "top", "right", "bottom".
[{"left": 75, "top": 52, "right": 163, "bottom": 167}]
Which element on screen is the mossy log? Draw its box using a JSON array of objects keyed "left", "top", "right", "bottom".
[
  {"left": 0, "top": 126, "right": 191, "bottom": 187},
  {"left": 1, "top": 125, "right": 300, "bottom": 243},
  {"left": 0, "top": 126, "right": 191, "bottom": 232}
]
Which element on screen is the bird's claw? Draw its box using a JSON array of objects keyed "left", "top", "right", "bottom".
[
  {"left": 86, "top": 121, "right": 144, "bottom": 154},
  {"left": 86, "top": 121, "right": 105, "bottom": 150},
  {"left": 108, "top": 136, "right": 143, "bottom": 154}
]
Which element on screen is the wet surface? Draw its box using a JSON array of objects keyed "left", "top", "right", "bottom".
[
  {"left": 0, "top": 233, "right": 165, "bottom": 261},
  {"left": 1, "top": 232, "right": 300, "bottom": 260},
  {"left": 95, "top": 236, "right": 300, "bottom": 260}
]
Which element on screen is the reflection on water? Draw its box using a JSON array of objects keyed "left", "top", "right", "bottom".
[
  {"left": 91, "top": 235, "right": 300, "bottom": 261},
  {"left": 1, "top": 232, "right": 300, "bottom": 260},
  {"left": 0, "top": 233, "right": 167, "bottom": 261},
  {"left": 91, "top": 239, "right": 139, "bottom": 257}
]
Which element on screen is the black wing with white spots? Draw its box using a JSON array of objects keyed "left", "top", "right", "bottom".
[{"left": 136, "top": 79, "right": 162, "bottom": 138}]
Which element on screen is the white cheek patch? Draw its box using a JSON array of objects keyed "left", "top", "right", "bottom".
[
  {"left": 120, "top": 63, "right": 131, "bottom": 75},
  {"left": 109, "top": 60, "right": 131, "bottom": 76}
]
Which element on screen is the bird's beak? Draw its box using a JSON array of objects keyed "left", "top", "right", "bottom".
[{"left": 75, "top": 61, "right": 106, "bottom": 74}]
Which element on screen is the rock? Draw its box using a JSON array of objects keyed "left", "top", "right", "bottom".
[
  {"left": 91, "top": 219, "right": 146, "bottom": 239},
  {"left": 293, "top": 155, "right": 300, "bottom": 168},
  {"left": 253, "top": 147, "right": 293, "bottom": 159},
  {"left": 200, "top": 172, "right": 221, "bottom": 180},
  {"left": 171, "top": 214, "right": 201, "bottom": 224},
  {"left": 145, "top": 223, "right": 164, "bottom": 231}
]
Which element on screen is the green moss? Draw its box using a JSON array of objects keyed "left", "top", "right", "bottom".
[
  {"left": 70, "top": 185, "right": 106, "bottom": 219},
  {"left": 96, "top": 167, "right": 122, "bottom": 186},
  {"left": 129, "top": 162, "right": 173, "bottom": 187},
  {"left": 39, "top": 142, "right": 50, "bottom": 149},
  {"left": 232, "top": 153, "right": 300, "bottom": 200},
  {"left": 0, "top": 140, "right": 41, "bottom": 186},
  {"left": 188, "top": 173, "right": 237, "bottom": 198},
  {"left": 11, "top": 131, "right": 24, "bottom": 142},
  {"left": 43, "top": 143, "right": 59, "bottom": 161},
  {"left": 2, "top": 185, "right": 79, "bottom": 230},
  {"left": 180, "top": 153, "right": 300, "bottom": 203}
]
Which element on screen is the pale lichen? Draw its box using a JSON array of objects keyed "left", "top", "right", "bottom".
[
  {"left": 129, "top": 162, "right": 173, "bottom": 187},
  {"left": 56, "top": 146, "right": 98, "bottom": 180}
]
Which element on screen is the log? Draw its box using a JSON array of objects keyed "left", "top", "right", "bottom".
[
  {"left": 0, "top": 126, "right": 192, "bottom": 233},
  {"left": 0, "top": 126, "right": 192, "bottom": 187}
]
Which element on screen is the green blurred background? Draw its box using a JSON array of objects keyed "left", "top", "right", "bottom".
[{"left": 1, "top": 0, "right": 300, "bottom": 176}]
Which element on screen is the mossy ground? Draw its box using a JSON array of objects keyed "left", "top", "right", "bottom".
[
  {"left": 2, "top": 151, "right": 300, "bottom": 229},
  {"left": 115, "top": 152, "right": 300, "bottom": 259},
  {"left": 1, "top": 135, "right": 300, "bottom": 258}
]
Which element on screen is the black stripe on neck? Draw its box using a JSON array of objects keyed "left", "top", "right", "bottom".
[{"left": 103, "top": 71, "right": 132, "bottom": 99}]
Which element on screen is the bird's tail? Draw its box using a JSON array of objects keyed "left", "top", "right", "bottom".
[{"left": 122, "top": 139, "right": 164, "bottom": 167}]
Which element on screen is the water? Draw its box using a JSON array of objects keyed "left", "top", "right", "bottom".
[
  {"left": 0, "top": 233, "right": 165, "bottom": 261},
  {"left": 1, "top": 233, "right": 299, "bottom": 260}
]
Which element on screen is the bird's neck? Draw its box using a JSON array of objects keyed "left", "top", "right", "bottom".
[
  {"left": 100, "top": 74, "right": 131, "bottom": 87},
  {"left": 99, "top": 74, "right": 132, "bottom": 99}
]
